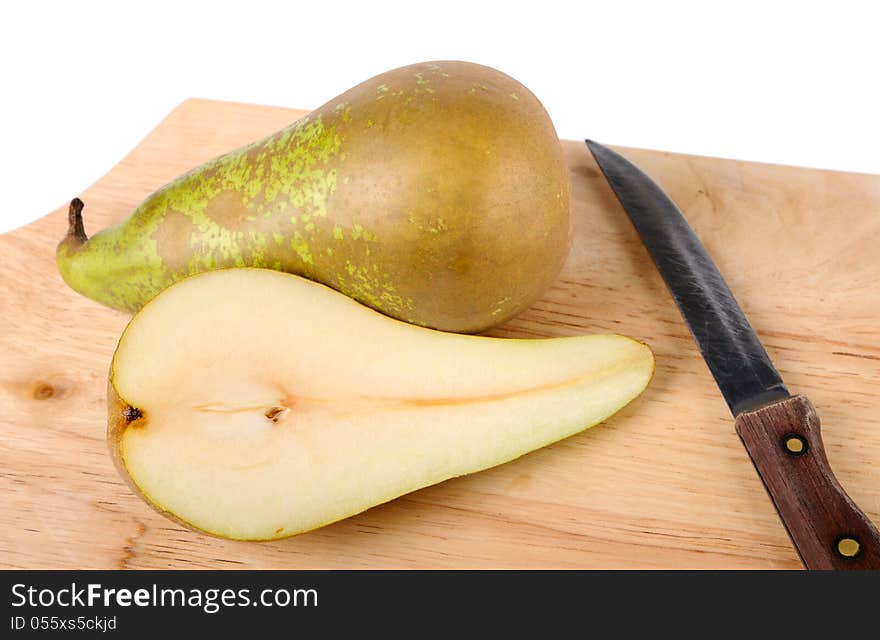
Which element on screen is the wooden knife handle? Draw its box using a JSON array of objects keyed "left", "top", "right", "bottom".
[{"left": 735, "top": 395, "right": 880, "bottom": 569}]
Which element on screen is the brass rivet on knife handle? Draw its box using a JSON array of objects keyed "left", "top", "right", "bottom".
[{"left": 734, "top": 395, "right": 880, "bottom": 569}]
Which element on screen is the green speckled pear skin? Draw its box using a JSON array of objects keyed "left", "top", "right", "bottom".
[{"left": 57, "top": 61, "right": 571, "bottom": 332}]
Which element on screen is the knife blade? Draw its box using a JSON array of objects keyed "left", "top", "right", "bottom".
[{"left": 586, "top": 139, "right": 880, "bottom": 570}]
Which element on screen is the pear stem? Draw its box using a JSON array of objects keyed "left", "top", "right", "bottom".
[{"left": 67, "top": 198, "right": 88, "bottom": 244}]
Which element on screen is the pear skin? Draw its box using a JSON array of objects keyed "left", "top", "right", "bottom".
[{"left": 58, "top": 61, "right": 571, "bottom": 332}]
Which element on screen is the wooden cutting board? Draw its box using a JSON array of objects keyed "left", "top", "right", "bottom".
[{"left": 2, "top": 99, "right": 879, "bottom": 569}]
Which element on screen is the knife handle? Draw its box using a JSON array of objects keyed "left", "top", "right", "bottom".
[{"left": 735, "top": 395, "right": 880, "bottom": 569}]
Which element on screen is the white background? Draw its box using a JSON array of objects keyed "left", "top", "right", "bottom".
[{"left": 2, "top": 0, "right": 878, "bottom": 233}]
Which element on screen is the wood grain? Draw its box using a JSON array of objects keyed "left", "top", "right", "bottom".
[{"left": 1, "top": 99, "right": 879, "bottom": 569}]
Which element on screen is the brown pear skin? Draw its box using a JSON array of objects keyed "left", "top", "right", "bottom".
[{"left": 57, "top": 61, "right": 572, "bottom": 332}]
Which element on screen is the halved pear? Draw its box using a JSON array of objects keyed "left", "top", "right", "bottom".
[{"left": 108, "top": 269, "right": 654, "bottom": 540}]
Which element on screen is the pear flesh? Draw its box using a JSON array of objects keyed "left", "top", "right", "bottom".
[
  {"left": 108, "top": 269, "right": 654, "bottom": 540},
  {"left": 59, "top": 60, "right": 571, "bottom": 333}
]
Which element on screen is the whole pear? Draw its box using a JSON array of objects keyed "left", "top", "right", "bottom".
[{"left": 58, "top": 61, "right": 571, "bottom": 332}]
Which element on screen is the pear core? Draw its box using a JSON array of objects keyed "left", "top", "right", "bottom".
[{"left": 109, "top": 269, "right": 654, "bottom": 540}]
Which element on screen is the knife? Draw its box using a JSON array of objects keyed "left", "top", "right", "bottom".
[{"left": 585, "top": 140, "right": 880, "bottom": 570}]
